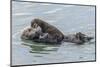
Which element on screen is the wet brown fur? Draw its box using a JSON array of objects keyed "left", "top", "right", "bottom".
[{"left": 31, "top": 18, "right": 64, "bottom": 42}]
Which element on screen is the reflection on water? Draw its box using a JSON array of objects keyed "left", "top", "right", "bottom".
[
  {"left": 21, "top": 40, "right": 60, "bottom": 54},
  {"left": 12, "top": 1, "right": 96, "bottom": 66}
]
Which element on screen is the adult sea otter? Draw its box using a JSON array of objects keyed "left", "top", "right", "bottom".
[
  {"left": 31, "top": 18, "right": 64, "bottom": 44},
  {"left": 21, "top": 18, "right": 94, "bottom": 44}
]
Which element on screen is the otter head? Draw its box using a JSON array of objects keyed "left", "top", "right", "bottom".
[
  {"left": 21, "top": 27, "right": 39, "bottom": 40},
  {"left": 31, "top": 19, "right": 42, "bottom": 27},
  {"left": 31, "top": 18, "right": 45, "bottom": 30},
  {"left": 31, "top": 21, "right": 38, "bottom": 28}
]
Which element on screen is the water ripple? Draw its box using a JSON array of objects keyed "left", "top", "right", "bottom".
[{"left": 43, "top": 8, "right": 63, "bottom": 14}]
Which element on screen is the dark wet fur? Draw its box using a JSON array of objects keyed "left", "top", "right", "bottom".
[{"left": 22, "top": 19, "right": 94, "bottom": 44}]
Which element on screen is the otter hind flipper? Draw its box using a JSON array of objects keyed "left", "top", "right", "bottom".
[{"left": 63, "top": 33, "right": 94, "bottom": 44}]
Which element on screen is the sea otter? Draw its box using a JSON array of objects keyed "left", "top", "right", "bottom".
[
  {"left": 21, "top": 18, "right": 94, "bottom": 44},
  {"left": 31, "top": 18, "right": 64, "bottom": 43}
]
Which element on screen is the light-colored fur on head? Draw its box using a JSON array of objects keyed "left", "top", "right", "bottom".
[{"left": 21, "top": 24, "right": 42, "bottom": 40}]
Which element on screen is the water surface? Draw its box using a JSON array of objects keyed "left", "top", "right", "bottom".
[{"left": 12, "top": 1, "right": 96, "bottom": 65}]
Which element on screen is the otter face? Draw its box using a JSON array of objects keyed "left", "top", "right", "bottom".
[
  {"left": 31, "top": 22, "right": 38, "bottom": 28},
  {"left": 31, "top": 20, "right": 42, "bottom": 35},
  {"left": 31, "top": 19, "right": 40, "bottom": 27},
  {"left": 31, "top": 18, "right": 44, "bottom": 29}
]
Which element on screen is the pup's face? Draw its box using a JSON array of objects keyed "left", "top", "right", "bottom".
[
  {"left": 31, "top": 19, "right": 43, "bottom": 28},
  {"left": 31, "top": 22, "right": 38, "bottom": 28}
]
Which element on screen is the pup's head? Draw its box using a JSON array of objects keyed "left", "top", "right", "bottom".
[
  {"left": 31, "top": 19, "right": 40, "bottom": 27},
  {"left": 31, "top": 18, "right": 45, "bottom": 29},
  {"left": 31, "top": 22, "right": 38, "bottom": 28}
]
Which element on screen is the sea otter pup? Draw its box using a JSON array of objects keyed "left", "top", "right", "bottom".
[{"left": 31, "top": 18, "right": 64, "bottom": 43}]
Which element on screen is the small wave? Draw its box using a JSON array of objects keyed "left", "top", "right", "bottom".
[
  {"left": 21, "top": 42, "right": 34, "bottom": 46},
  {"left": 43, "top": 8, "right": 63, "bottom": 14},
  {"left": 13, "top": 42, "right": 21, "bottom": 45},
  {"left": 13, "top": 13, "right": 32, "bottom": 16},
  {"left": 12, "top": 26, "right": 30, "bottom": 39},
  {"left": 12, "top": 31, "right": 21, "bottom": 39}
]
